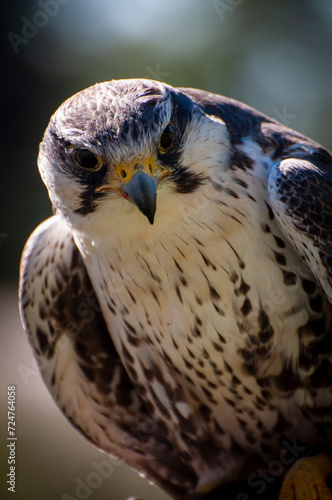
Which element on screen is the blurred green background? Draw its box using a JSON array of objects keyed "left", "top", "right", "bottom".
[{"left": 1, "top": 0, "right": 332, "bottom": 499}]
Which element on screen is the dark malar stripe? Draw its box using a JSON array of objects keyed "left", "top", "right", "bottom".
[{"left": 171, "top": 166, "right": 207, "bottom": 194}]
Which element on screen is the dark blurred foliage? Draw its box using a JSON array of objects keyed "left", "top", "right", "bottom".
[{"left": 1, "top": 0, "right": 332, "bottom": 282}]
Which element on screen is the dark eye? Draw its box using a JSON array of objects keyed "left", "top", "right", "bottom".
[
  {"left": 72, "top": 148, "right": 100, "bottom": 170},
  {"left": 159, "top": 124, "right": 174, "bottom": 152}
]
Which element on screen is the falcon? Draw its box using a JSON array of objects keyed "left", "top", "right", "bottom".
[{"left": 19, "top": 79, "right": 332, "bottom": 499}]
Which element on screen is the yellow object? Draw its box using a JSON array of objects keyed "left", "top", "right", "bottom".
[{"left": 279, "top": 454, "right": 332, "bottom": 500}]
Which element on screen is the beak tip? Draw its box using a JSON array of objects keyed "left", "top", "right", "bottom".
[
  {"left": 121, "top": 170, "right": 157, "bottom": 225},
  {"left": 148, "top": 214, "right": 155, "bottom": 225}
]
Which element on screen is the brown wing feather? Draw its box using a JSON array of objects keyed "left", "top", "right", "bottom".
[{"left": 19, "top": 215, "right": 198, "bottom": 498}]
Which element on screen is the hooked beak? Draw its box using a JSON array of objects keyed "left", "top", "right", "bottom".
[
  {"left": 96, "top": 157, "right": 170, "bottom": 224},
  {"left": 120, "top": 170, "right": 157, "bottom": 225}
]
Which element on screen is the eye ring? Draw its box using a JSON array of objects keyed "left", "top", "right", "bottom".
[
  {"left": 71, "top": 148, "right": 101, "bottom": 171},
  {"left": 158, "top": 123, "right": 174, "bottom": 152}
]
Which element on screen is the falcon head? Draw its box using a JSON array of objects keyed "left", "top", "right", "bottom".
[{"left": 38, "top": 79, "right": 230, "bottom": 233}]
